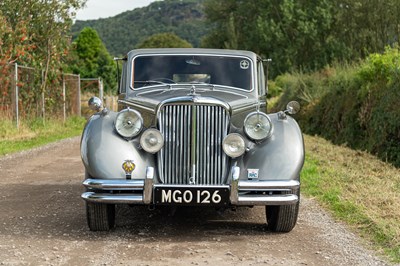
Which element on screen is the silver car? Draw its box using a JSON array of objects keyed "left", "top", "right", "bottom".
[{"left": 81, "top": 48, "right": 304, "bottom": 232}]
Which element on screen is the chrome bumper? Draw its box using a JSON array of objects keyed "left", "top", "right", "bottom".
[{"left": 81, "top": 167, "right": 300, "bottom": 206}]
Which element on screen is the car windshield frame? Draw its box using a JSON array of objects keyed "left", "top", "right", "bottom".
[{"left": 130, "top": 53, "right": 255, "bottom": 92}]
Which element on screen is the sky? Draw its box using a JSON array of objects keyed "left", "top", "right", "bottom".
[{"left": 75, "top": 0, "right": 158, "bottom": 20}]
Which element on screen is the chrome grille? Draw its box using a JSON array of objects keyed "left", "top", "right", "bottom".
[{"left": 158, "top": 104, "right": 229, "bottom": 185}]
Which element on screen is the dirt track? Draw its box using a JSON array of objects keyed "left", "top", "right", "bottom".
[{"left": 0, "top": 137, "right": 391, "bottom": 265}]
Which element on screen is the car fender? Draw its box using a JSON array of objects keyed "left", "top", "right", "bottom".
[
  {"left": 239, "top": 113, "right": 304, "bottom": 181},
  {"left": 80, "top": 111, "right": 156, "bottom": 180}
]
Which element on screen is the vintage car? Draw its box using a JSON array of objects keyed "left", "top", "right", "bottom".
[{"left": 81, "top": 48, "right": 304, "bottom": 232}]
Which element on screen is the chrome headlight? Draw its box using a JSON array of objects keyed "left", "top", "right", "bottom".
[
  {"left": 223, "top": 133, "right": 246, "bottom": 158},
  {"left": 244, "top": 112, "right": 273, "bottom": 141},
  {"left": 115, "top": 108, "right": 143, "bottom": 138},
  {"left": 140, "top": 128, "right": 164, "bottom": 153}
]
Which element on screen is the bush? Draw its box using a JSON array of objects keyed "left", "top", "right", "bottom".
[{"left": 275, "top": 47, "right": 400, "bottom": 167}]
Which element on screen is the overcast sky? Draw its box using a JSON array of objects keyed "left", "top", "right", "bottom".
[{"left": 75, "top": 0, "right": 158, "bottom": 20}]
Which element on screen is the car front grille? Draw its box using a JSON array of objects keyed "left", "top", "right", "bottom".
[{"left": 158, "top": 104, "right": 229, "bottom": 185}]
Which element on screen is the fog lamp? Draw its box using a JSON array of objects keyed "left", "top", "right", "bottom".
[
  {"left": 140, "top": 128, "right": 164, "bottom": 153},
  {"left": 244, "top": 112, "right": 273, "bottom": 141},
  {"left": 223, "top": 133, "right": 246, "bottom": 158}
]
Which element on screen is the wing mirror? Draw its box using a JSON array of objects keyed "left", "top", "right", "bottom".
[
  {"left": 88, "top": 96, "right": 103, "bottom": 112},
  {"left": 278, "top": 101, "right": 300, "bottom": 120},
  {"left": 286, "top": 101, "right": 300, "bottom": 115}
]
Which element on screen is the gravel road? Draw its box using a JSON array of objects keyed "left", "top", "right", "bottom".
[{"left": 0, "top": 137, "right": 392, "bottom": 265}]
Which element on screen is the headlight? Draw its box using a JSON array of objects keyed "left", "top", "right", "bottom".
[
  {"left": 140, "top": 128, "right": 164, "bottom": 153},
  {"left": 115, "top": 108, "right": 143, "bottom": 138},
  {"left": 244, "top": 112, "right": 273, "bottom": 141},
  {"left": 223, "top": 133, "right": 246, "bottom": 158}
]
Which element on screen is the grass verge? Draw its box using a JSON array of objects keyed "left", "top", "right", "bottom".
[
  {"left": 0, "top": 116, "right": 86, "bottom": 156},
  {"left": 302, "top": 134, "right": 400, "bottom": 262}
]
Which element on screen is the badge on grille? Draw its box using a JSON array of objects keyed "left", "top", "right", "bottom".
[{"left": 247, "top": 169, "right": 259, "bottom": 180}]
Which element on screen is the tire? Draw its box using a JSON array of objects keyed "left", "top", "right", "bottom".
[
  {"left": 86, "top": 202, "right": 115, "bottom": 231},
  {"left": 84, "top": 170, "right": 116, "bottom": 231},
  {"left": 266, "top": 189, "right": 300, "bottom": 233}
]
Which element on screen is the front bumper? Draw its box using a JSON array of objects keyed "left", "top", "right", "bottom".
[{"left": 81, "top": 167, "right": 300, "bottom": 206}]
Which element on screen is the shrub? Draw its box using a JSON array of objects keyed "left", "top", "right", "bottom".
[{"left": 275, "top": 47, "right": 400, "bottom": 167}]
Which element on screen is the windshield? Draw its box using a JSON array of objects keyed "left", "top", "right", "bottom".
[{"left": 131, "top": 55, "right": 253, "bottom": 90}]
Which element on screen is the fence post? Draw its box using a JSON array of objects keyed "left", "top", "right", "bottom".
[
  {"left": 99, "top": 77, "right": 103, "bottom": 101},
  {"left": 62, "top": 74, "right": 66, "bottom": 122},
  {"left": 78, "top": 74, "right": 81, "bottom": 117},
  {"left": 41, "top": 70, "right": 45, "bottom": 122},
  {"left": 14, "top": 63, "right": 19, "bottom": 129}
]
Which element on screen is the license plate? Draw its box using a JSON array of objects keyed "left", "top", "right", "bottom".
[{"left": 154, "top": 186, "right": 229, "bottom": 206}]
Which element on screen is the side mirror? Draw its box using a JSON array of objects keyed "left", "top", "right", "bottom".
[
  {"left": 286, "top": 101, "right": 300, "bottom": 115},
  {"left": 88, "top": 96, "right": 103, "bottom": 112},
  {"left": 278, "top": 101, "right": 301, "bottom": 120}
]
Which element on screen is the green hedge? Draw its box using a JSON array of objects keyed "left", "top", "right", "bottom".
[{"left": 274, "top": 47, "right": 400, "bottom": 167}]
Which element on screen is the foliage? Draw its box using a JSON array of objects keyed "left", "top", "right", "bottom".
[
  {"left": 136, "top": 33, "right": 192, "bottom": 48},
  {"left": 0, "top": 12, "right": 35, "bottom": 111},
  {"left": 202, "top": 0, "right": 400, "bottom": 78},
  {"left": 274, "top": 47, "right": 400, "bottom": 167},
  {"left": 68, "top": 27, "right": 117, "bottom": 93},
  {"left": 0, "top": 116, "right": 86, "bottom": 156},
  {"left": 302, "top": 135, "right": 400, "bottom": 262},
  {"left": 71, "top": 0, "right": 206, "bottom": 56},
  {"left": 0, "top": 0, "right": 86, "bottom": 118}
]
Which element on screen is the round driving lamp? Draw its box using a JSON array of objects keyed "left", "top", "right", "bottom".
[
  {"left": 140, "top": 128, "right": 164, "bottom": 153},
  {"left": 223, "top": 133, "right": 246, "bottom": 158},
  {"left": 244, "top": 112, "right": 273, "bottom": 141},
  {"left": 115, "top": 108, "right": 143, "bottom": 138}
]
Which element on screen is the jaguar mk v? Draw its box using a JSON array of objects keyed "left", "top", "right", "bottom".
[{"left": 80, "top": 48, "right": 304, "bottom": 232}]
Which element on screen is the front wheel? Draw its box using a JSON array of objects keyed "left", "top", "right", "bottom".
[
  {"left": 86, "top": 202, "right": 115, "bottom": 231},
  {"left": 266, "top": 189, "right": 300, "bottom": 232}
]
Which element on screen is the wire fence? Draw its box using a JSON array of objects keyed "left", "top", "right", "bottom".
[{"left": 0, "top": 63, "right": 110, "bottom": 128}]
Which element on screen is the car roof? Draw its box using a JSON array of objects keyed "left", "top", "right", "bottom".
[{"left": 127, "top": 48, "right": 258, "bottom": 59}]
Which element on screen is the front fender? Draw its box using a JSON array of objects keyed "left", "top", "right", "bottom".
[
  {"left": 239, "top": 113, "right": 304, "bottom": 181},
  {"left": 80, "top": 111, "right": 156, "bottom": 180}
]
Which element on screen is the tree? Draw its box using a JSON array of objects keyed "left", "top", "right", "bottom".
[
  {"left": 136, "top": 33, "right": 193, "bottom": 48},
  {"left": 0, "top": 0, "right": 86, "bottom": 117},
  {"left": 0, "top": 12, "right": 35, "bottom": 98},
  {"left": 69, "top": 27, "right": 116, "bottom": 93},
  {"left": 202, "top": 0, "right": 400, "bottom": 76}
]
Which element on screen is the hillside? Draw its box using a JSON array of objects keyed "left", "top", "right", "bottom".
[{"left": 71, "top": 0, "right": 207, "bottom": 56}]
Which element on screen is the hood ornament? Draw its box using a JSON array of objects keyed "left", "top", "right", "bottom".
[{"left": 188, "top": 85, "right": 198, "bottom": 96}]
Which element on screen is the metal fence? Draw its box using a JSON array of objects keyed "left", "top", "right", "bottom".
[
  {"left": 0, "top": 63, "right": 80, "bottom": 127},
  {"left": 0, "top": 63, "right": 109, "bottom": 128}
]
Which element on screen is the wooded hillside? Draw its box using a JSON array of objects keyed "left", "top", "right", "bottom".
[{"left": 71, "top": 0, "right": 207, "bottom": 56}]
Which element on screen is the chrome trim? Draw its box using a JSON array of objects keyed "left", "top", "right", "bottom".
[
  {"left": 135, "top": 85, "right": 251, "bottom": 98},
  {"left": 82, "top": 192, "right": 143, "bottom": 204},
  {"left": 83, "top": 179, "right": 144, "bottom": 190},
  {"left": 158, "top": 102, "right": 230, "bottom": 185},
  {"left": 239, "top": 180, "right": 300, "bottom": 191},
  {"left": 157, "top": 96, "right": 231, "bottom": 113},
  {"left": 237, "top": 194, "right": 298, "bottom": 206},
  {"left": 143, "top": 167, "right": 154, "bottom": 204},
  {"left": 230, "top": 167, "right": 240, "bottom": 205},
  {"left": 190, "top": 104, "right": 197, "bottom": 184},
  {"left": 82, "top": 167, "right": 300, "bottom": 206}
]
